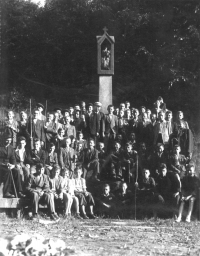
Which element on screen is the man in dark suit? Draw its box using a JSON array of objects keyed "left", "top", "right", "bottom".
[
  {"left": 44, "top": 113, "right": 57, "bottom": 147},
  {"left": 0, "top": 136, "right": 25, "bottom": 198},
  {"left": 26, "top": 163, "right": 59, "bottom": 221},
  {"left": 83, "top": 139, "right": 99, "bottom": 181},
  {"left": 104, "top": 105, "right": 118, "bottom": 152},
  {"left": 89, "top": 102, "right": 105, "bottom": 145},
  {"left": 84, "top": 103, "right": 94, "bottom": 140},
  {"left": 45, "top": 143, "right": 58, "bottom": 176},
  {"left": 165, "top": 110, "right": 178, "bottom": 151},
  {"left": 27, "top": 139, "right": 46, "bottom": 174},
  {"left": 27, "top": 109, "right": 45, "bottom": 149}
]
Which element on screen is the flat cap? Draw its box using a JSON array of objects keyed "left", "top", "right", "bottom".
[
  {"left": 94, "top": 102, "right": 102, "bottom": 107},
  {"left": 37, "top": 103, "right": 44, "bottom": 109}
]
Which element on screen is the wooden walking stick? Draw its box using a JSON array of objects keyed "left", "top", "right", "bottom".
[
  {"left": 134, "top": 153, "right": 138, "bottom": 220},
  {"left": 30, "top": 98, "right": 33, "bottom": 150}
]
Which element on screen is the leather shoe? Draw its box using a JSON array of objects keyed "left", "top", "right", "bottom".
[
  {"left": 50, "top": 213, "right": 60, "bottom": 221},
  {"left": 75, "top": 213, "right": 83, "bottom": 219},
  {"left": 89, "top": 214, "right": 97, "bottom": 219},
  {"left": 4, "top": 192, "right": 15, "bottom": 198},
  {"left": 18, "top": 192, "right": 26, "bottom": 198},
  {"left": 31, "top": 213, "right": 39, "bottom": 221},
  {"left": 82, "top": 214, "right": 89, "bottom": 219}
]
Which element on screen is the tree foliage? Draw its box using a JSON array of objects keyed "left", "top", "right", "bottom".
[{"left": 2, "top": 0, "right": 200, "bottom": 116}]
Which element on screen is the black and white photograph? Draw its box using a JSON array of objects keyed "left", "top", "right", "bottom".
[{"left": 0, "top": 0, "right": 200, "bottom": 255}]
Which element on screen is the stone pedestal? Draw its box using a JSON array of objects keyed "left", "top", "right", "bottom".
[{"left": 99, "top": 76, "right": 112, "bottom": 113}]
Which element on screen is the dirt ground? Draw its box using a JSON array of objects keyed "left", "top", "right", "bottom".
[{"left": 1, "top": 214, "right": 200, "bottom": 256}]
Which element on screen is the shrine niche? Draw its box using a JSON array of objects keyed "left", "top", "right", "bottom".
[{"left": 96, "top": 27, "right": 115, "bottom": 75}]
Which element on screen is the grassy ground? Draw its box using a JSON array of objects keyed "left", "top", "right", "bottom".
[{"left": 1, "top": 213, "right": 200, "bottom": 256}]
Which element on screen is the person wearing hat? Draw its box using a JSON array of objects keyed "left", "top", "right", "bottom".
[
  {"left": 54, "top": 107, "right": 63, "bottom": 122},
  {"left": 60, "top": 109, "right": 70, "bottom": 126},
  {"left": 89, "top": 102, "right": 105, "bottom": 145},
  {"left": 37, "top": 103, "right": 46, "bottom": 122},
  {"left": 27, "top": 109, "right": 46, "bottom": 149},
  {"left": 0, "top": 136, "right": 25, "bottom": 198},
  {"left": 176, "top": 162, "right": 200, "bottom": 222}
]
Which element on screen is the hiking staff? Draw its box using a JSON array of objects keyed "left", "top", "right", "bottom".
[
  {"left": 128, "top": 161, "right": 130, "bottom": 184},
  {"left": 134, "top": 153, "right": 138, "bottom": 220},
  {"left": 45, "top": 100, "right": 47, "bottom": 118},
  {"left": 30, "top": 98, "right": 34, "bottom": 150}
]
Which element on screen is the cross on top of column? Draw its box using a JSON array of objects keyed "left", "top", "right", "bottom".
[{"left": 103, "top": 27, "right": 108, "bottom": 34}]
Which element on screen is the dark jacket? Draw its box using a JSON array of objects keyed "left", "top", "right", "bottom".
[
  {"left": 83, "top": 148, "right": 99, "bottom": 165},
  {"left": 26, "top": 173, "right": 50, "bottom": 193},
  {"left": 0, "top": 145, "right": 16, "bottom": 165},
  {"left": 27, "top": 148, "right": 46, "bottom": 165}
]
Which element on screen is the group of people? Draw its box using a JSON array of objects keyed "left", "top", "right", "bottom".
[{"left": 0, "top": 96, "right": 198, "bottom": 222}]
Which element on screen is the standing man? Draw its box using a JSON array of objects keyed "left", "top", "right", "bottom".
[
  {"left": 44, "top": 113, "right": 57, "bottom": 147},
  {"left": 104, "top": 105, "right": 118, "bottom": 152},
  {"left": 37, "top": 103, "right": 46, "bottom": 122},
  {"left": 90, "top": 102, "right": 105, "bottom": 145},
  {"left": 85, "top": 103, "right": 94, "bottom": 140},
  {"left": 27, "top": 109, "right": 45, "bottom": 149}
]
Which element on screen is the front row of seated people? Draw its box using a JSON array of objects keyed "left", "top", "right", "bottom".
[{"left": 0, "top": 135, "right": 199, "bottom": 222}]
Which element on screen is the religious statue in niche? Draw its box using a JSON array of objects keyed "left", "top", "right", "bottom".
[
  {"left": 97, "top": 27, "right": 115, "bottom": 75},
  {"left": 101, "top": 44, "right": 111, "bottom": 70}
]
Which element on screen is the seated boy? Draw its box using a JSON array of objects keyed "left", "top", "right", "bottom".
[
  {"left": 74, "top": 166, "right": 96, "bottom": 219},
  {"left": 104, "top": 141, "right": 123, "bottom": 181},
  {"left": 83, "top": 139, "right": 99, "bottom": 181},
  {"left": 48, "top": 166, "right": 64, "bottom": 208},
  {"left": 97, "top": 184, "right": 116, "bottom": 218},
  {"left": 45, "top": 143, "right": 58, "bottom": 176},
  {"left": 61, "top": 168, "right": 82, "bottom": 219},
  {"left": 26, "top": 163, "right": 59, "bottom": 221},
  {"left": 176, "top": 162, "right": 200, "bottom": 222},
  {"left": 135, "top": 169, "right": 156, "bottom": 213},
  {"left": 116, "top": 182, "right": 133, "bottom": 218},
  {"left": 122, "top": 142, "right": 137, "bottom": 183},
  {"left": 169, "top": 145, "right": 189, "bottom": 179}
]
